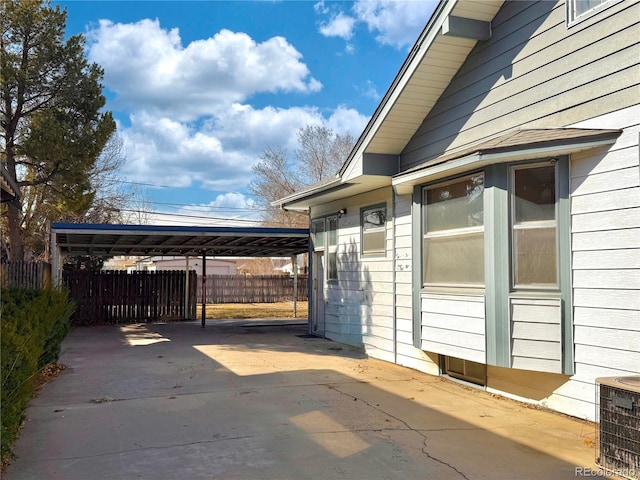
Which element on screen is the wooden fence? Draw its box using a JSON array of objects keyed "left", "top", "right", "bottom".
[
  {"left": 63, "top": 270, "right": 197, "bottom": 325},
  {"left": 197, "top": 275, "right": 309, "bottom": 303},
  {"left": 0, "top": 261, "right": 51, "bottom": 289}
]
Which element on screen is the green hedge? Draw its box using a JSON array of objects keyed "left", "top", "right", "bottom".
[{"left": 1, "top": 288, "right": 75, "bottom": 463}]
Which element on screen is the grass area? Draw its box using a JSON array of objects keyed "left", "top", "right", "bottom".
[{"left": 198, "top": 301, "right": 308, "bottom": 319}]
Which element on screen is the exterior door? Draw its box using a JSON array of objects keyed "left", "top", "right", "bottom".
[{"left": 313, "top": 251, "right": 325, "bottom": 334}]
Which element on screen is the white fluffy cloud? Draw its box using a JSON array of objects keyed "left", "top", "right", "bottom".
[
  {"left": 118, "top": 105, "right": 367, "bottom": 191},
  {"left": 354, "top": 0, "right": 436, "bottom": 48},
  {"left": 84, "top": 17, "right": 369, "bottom": 197},
  {"left": 317, "top": 0, "right": 436, "bottom": 49},
  {"left": 88, "top": 19, "right": 321, "bottom": 121},
  {"left": 319, "top": 11, "right": 356, "bottom": 41},
  {"left": 162, "top": 193, "right": 259, "bottom": 226}
]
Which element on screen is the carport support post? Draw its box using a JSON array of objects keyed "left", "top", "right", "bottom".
[
  {"left": 201, "top": 252, "right": 206, "bottom": 328},
  {"left": 291, "top": 255, "right": 298, "bottom": 318},
  {"left": 184, "top": 256, "right": 190, "bottom": 320}
]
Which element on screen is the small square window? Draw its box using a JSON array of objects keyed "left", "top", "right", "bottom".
[
  {"left": 567, "top": 0, "right": 616, "bottom": 24},
  {"left": 361, "top": 205, "right": 386, "bottom": 256}
]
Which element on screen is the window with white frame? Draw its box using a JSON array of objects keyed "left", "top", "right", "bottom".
[
  {"left": 567, "top": 0, "right": 616, "bottom": 24},
  {"left": 423, "top": 173, "right": 484, "bottom": 286},
  {"left": 361, "top": 205, "right": 386, "bottom": 256},
  {"left": 511, "top": 162, "right": 558, "bottom": 288}
]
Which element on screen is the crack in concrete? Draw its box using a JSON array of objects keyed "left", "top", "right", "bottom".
[
  {"left": 34, "top": 378, "right": 372, "bottom": 408},
  {"left": 329, "top": 384, "right": 470, "bottom": 480},
  {"left": 39, "top": 434, "right": 256, "bottom": 462}
]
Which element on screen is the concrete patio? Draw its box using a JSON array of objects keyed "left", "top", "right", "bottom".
[{"left": 4, "top": 320, "right": 603, "bottom": 479}]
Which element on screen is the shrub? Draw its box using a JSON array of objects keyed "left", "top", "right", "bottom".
[{"left": 0, "top": 288, "right": 74, "bottom": 464}]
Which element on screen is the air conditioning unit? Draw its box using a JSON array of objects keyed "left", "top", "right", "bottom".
[{"left": 596, "top": 376, "right": 640, "bottom": 480}]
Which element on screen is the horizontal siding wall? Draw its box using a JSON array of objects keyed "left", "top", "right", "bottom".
[
  {"left": 393, "top": 193, "right": 439, "bottom": 375},
  {"left": 391, "top": 0, "right": 638, "bottom": 422},
  {"left": 509, "top": 297, "right": 562, "bottom": 374},
  {"left": 400, "top": 0, "right": 640, "bottom": 169},
  {"left": 314, "top": 188, "right": 395, "bottom": 362},
  {"left": 421, "top": 293, "right": 486, "bottom": 364},
  {"left": 559, "top": 105, "right": 640, "bottom": 420},
  {"left": 487, "top": 106, "right": 639, "bottom": 422}
]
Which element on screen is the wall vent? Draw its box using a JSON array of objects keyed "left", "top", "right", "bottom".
[{"left": 596, "top": 376, "right": 640, "bottom": 480}]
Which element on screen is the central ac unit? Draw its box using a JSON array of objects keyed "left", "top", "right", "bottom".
[{"left": 596, "top": 376, "right": 640, "bottom": 480}]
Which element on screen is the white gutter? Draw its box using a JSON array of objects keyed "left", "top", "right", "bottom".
[{"left": 272, "top": 177, "right": 342, "bottom": 212}]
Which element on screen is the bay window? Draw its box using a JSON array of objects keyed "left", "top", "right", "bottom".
[
  {"left": 416, "top": 157, "right": 572, "bottom": 373},
  {"left": 423, "top": 173, "right": 484, "bottom": 286},
  {"left": 511, "top": 162, "right": 558, "bottom": 288}
]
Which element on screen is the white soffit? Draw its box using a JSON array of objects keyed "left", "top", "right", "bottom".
[{"left": 362, "top": 1, "right": 503, "bottom": 157}]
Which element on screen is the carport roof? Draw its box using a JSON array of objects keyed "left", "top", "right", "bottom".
[{"left": 51, "top": 223, "right": 309, "bottom": 258}]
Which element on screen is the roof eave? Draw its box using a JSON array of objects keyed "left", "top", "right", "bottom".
[
  {"left": 338, "top": 0, "right": 454, "bottom": 178},
  {"left": 271, "top": 177, "right": 343, "bottom": 212},
  {"left": 392, "top": 130, "right": 622, "bottom": 195},
  {"left": 276, "top": 175, "right": 393, "bottom": 212}
]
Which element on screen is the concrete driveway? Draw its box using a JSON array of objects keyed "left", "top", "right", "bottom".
[{"left": 4, "top": 320, "right": 600, "bottom": 479}]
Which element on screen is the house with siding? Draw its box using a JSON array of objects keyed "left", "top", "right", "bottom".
[{"left": 274, "top": 0, "right": 640, "bottom": 421}]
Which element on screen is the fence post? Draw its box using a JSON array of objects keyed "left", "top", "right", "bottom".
[
  {"left": 184, "top": 256, "right": 190, "bottom": 320},
  {"left": 291, "top": 255, "right": 298, "bottom": 318},
  {"left": 201, "top": 252, "right": 206, "bottom": 328}
]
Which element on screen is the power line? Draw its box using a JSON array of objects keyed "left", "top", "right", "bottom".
[
  {"left": 118, "top": 209, "right": 302, "bottom": 228},
  {"left": 120, "top": 180, "right": 260, "bottom": 197},
  {"left": 118, "top": 209, "right": 268, "bottom": 224},
  {"left": 151, "top": 201, "right": 269, "bottom": 212}
]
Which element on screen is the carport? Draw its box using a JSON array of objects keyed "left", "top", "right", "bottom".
[{"left": 51, "top": 223, "right": 310, "bottom": 327}]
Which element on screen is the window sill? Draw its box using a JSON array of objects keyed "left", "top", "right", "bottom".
[
  {"left": 421, "top": 286, "right": 485, "bottom": 296},
  {"left": 509, "top": 290, "right": 561, "bottom": 299},
  {"left": 361, "top": 252, "right": 386, "bottom": 258}
]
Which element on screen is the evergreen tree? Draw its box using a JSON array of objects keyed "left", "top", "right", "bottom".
[{"left": 1, "top": 0, "right": 116, "bottom": 260}]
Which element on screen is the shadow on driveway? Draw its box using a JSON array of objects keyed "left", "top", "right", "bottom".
[{"left": 4, "top": 321, "right": 598, "bottom": 479}]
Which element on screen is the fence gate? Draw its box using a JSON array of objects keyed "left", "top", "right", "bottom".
[{"left": 63, "top": 270, "right": 197, "bottom": 325}]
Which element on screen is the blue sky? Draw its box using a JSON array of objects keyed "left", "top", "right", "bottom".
[{"left": 56, "top": 0, "right": 437, "bottom": 226}]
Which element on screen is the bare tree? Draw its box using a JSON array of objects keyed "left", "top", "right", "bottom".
[
  {"left": 249, "top": 146, "right": 304, "bottom": 228},
  {"left": 236, "top": 258, "right": 275, "bottom": 275},
  {"left": 249, "top": 125, "right": 355, "bottom": 228},
  {"left": 67, "top": 132, "right": 127, "bottom": 224},
  {"left": 122, "top": 186, "right": 154, "bottom": 225}
]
